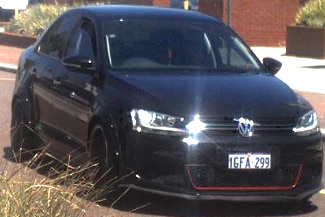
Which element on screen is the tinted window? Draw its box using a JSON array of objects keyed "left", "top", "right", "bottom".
[
  {"left": 65, "top": 17, "right": 97, "bottom": 64},
  {"left": 37, "top": 14, "right": 79, "bottom": 59},
  {"left": 103, "top": 19, "right": 261, "bottom": 71}
]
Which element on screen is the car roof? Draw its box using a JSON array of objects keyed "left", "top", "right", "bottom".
[{"left": 64, "top": 5, "right": 221, "bottom": 24}]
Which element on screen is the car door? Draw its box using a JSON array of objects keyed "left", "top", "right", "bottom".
[
  {"left": 47, "top": 17, "right": 98, "bottom": 160},
  {"left": 32, "top": 14, "right": 81, "bottom": 157}
]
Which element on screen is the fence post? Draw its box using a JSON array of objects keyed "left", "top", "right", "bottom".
[
  {"left": 184, "top": 0, "right": 189, "bottom": 10},
  {"left": 228, "top": 0, "right": 232, "bottom": 26}
]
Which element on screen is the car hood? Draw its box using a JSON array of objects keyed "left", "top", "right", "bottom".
[{"left": 112, "top": 71, "right": 311, "bottom": 122}]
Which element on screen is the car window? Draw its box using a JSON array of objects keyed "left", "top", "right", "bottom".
[
  {"left": 37, "top": 14, "right": 80, "bottom": 59},
  {"left": 103, "top": 19, "right": 261, "bottom": 71},
  {"left": 65, "top": 17, "right": 97, "bottom": 64},
  {"left": 214, "top": 36, "right": 259, "bottom": 71}
]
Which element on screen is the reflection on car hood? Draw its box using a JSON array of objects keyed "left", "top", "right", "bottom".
[{"left": 113, "top": 71, "right": 310, "bottom": 121}]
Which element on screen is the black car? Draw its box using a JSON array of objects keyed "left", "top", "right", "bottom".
[{"left": 11, "top": 5, "right": 323, "bottom": 202}]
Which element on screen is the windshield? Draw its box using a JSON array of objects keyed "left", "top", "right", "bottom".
[{"left": 103, "top": 19, "right": 261, "bottom": 71}]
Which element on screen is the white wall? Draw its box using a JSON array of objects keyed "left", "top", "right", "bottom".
[{"left": 0, "top": 0, "right": 29, "bottom": 10}]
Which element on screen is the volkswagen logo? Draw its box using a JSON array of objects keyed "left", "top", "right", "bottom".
[{"left": 236, "top": 117, "right": 254, "bottom": 137}]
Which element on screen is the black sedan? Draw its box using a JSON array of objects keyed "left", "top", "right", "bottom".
[{"left": 11, "top": 5, "right": 323, "bottom": 202}]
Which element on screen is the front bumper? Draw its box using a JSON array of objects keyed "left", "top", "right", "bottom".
[
  {"left": 119, "top": 182, "right": 323, "bottom": 202},
  {"left": 121, "top": 131, "right": 323, "bottom": 202}
]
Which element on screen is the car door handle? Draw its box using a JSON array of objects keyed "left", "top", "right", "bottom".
[
  {"left": 70, "top": 91, "right": 90, "bottom": 106},
  {"left": 31, "top": 68, "right": 39, "bottom": 78},
  {"left": 31, "top": 69, "right": 36, "bottom": 75},
  {"left": 53, "top": 80, "right": 61, "bottom": 85}
]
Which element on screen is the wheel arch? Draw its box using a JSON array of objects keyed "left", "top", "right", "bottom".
[
  {"left": 11, "top": 95, "right": 33, "bottom": 126},
  {"left": 87, "top": 114, "right": 122, "bottom": 162}
]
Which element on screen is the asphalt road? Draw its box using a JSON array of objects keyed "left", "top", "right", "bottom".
[
  {"left": 0, "top": 69, "right": 324, "bottom": 217},
  {"left": 0, "top": 70, "right": 14, "bottom": 155}
]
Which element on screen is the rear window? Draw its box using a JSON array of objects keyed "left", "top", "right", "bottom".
[{"left": 103, "top": 19, "right": 261, "bottom": 72}]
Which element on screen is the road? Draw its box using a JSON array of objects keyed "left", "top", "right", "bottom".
[
  {"left": 0, "top": 69, "right": 324, "bottom": 217},
  {"left": 0, "top": 70, "right": 14, "bottom": 157}
]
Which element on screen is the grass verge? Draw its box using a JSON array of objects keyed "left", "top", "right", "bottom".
[{"left": 0, "top": 150, "right": 107, "bottom": 217}]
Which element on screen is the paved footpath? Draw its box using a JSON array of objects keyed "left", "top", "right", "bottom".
[
  {"left": 252, "top": 47, "right": 325, "bottom": 94},
  {"left": 0, "top": 45, "right": 23, "bottom": 66}
]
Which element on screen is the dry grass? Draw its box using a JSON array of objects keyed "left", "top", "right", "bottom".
[{"left": 0, "top": 151, "right": 107, "bottom": 217}]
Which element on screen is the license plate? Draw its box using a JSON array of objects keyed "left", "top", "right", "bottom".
[{"left": 228, "top": 153, "right": 271, "bottom": 169}]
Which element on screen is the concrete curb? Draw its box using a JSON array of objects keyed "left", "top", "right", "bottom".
[{"left": 0, "top": 63, "right": 17, "bottom": 74}]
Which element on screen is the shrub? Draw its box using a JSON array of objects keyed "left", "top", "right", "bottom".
[
  {"left": 7, "top": 3, "right": 70, "bottom": 36},
  {"left": 6, "top": 1, "right": 111, "bottom": 36},
  {"left": 295, "top": 0, "right": 325, "bottom": 27}
]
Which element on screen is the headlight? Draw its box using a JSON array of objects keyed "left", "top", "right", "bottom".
[
  {"left": 131, "top": 109, "right": 207, "bottom": 137},
  {"left": 293, "top": 110, "right": 319, "bottom": 136},
  {"left": 131, "top": 109, "right": 186, "bottom": 135}
]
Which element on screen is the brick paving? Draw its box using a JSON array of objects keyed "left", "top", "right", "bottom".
[{"left": 0, "top": 45, "right": 24, "bottom": 65}]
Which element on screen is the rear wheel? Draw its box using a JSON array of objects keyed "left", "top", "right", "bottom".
[
  {"left": 10, "top": 102, "right": 36, "bottom": 162},
  {"left": 89, "top": 125, "right": 118, "bottom": 188}
]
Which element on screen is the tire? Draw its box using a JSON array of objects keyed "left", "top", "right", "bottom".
[
  {"left": 89, "top": 125, "right": 118, "bottom": 188},
  {"left": 10, "top": 102, "right": 36, "bottom": 162}
]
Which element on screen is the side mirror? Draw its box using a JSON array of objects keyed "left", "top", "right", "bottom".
[
  {"left": 263, "top": 57, "right": 282, "bottom": 75},
  {"left": 63, "top": 56, "right": 94, "bottom": 70}
]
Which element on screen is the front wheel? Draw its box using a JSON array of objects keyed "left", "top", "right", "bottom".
[
  {"left": 10, "top": 102, "right": 37, "bottom": 162},
  {"left": 89, "top": 125, "right": 118, "bottom": 188}
]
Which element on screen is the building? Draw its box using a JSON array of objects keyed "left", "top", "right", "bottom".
[
  {"left": 199, "top": 0, "right": 310, "bottom": 46},
  {"left": 42, "top": 0, "right": 311, "bottom": 46},
  {"left": 42, "top": 0, "right": 170, "bottom": 6}
]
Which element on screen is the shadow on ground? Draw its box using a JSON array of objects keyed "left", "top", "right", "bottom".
[
  {"left": 105, "top": 187, "right": 318, "bottom": 216},
  {"left": 300, "top": 65, "right": 325, "bottom": 69},
  {"left": 3, "top": 146, "right": 73, "bottom": 177}
]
